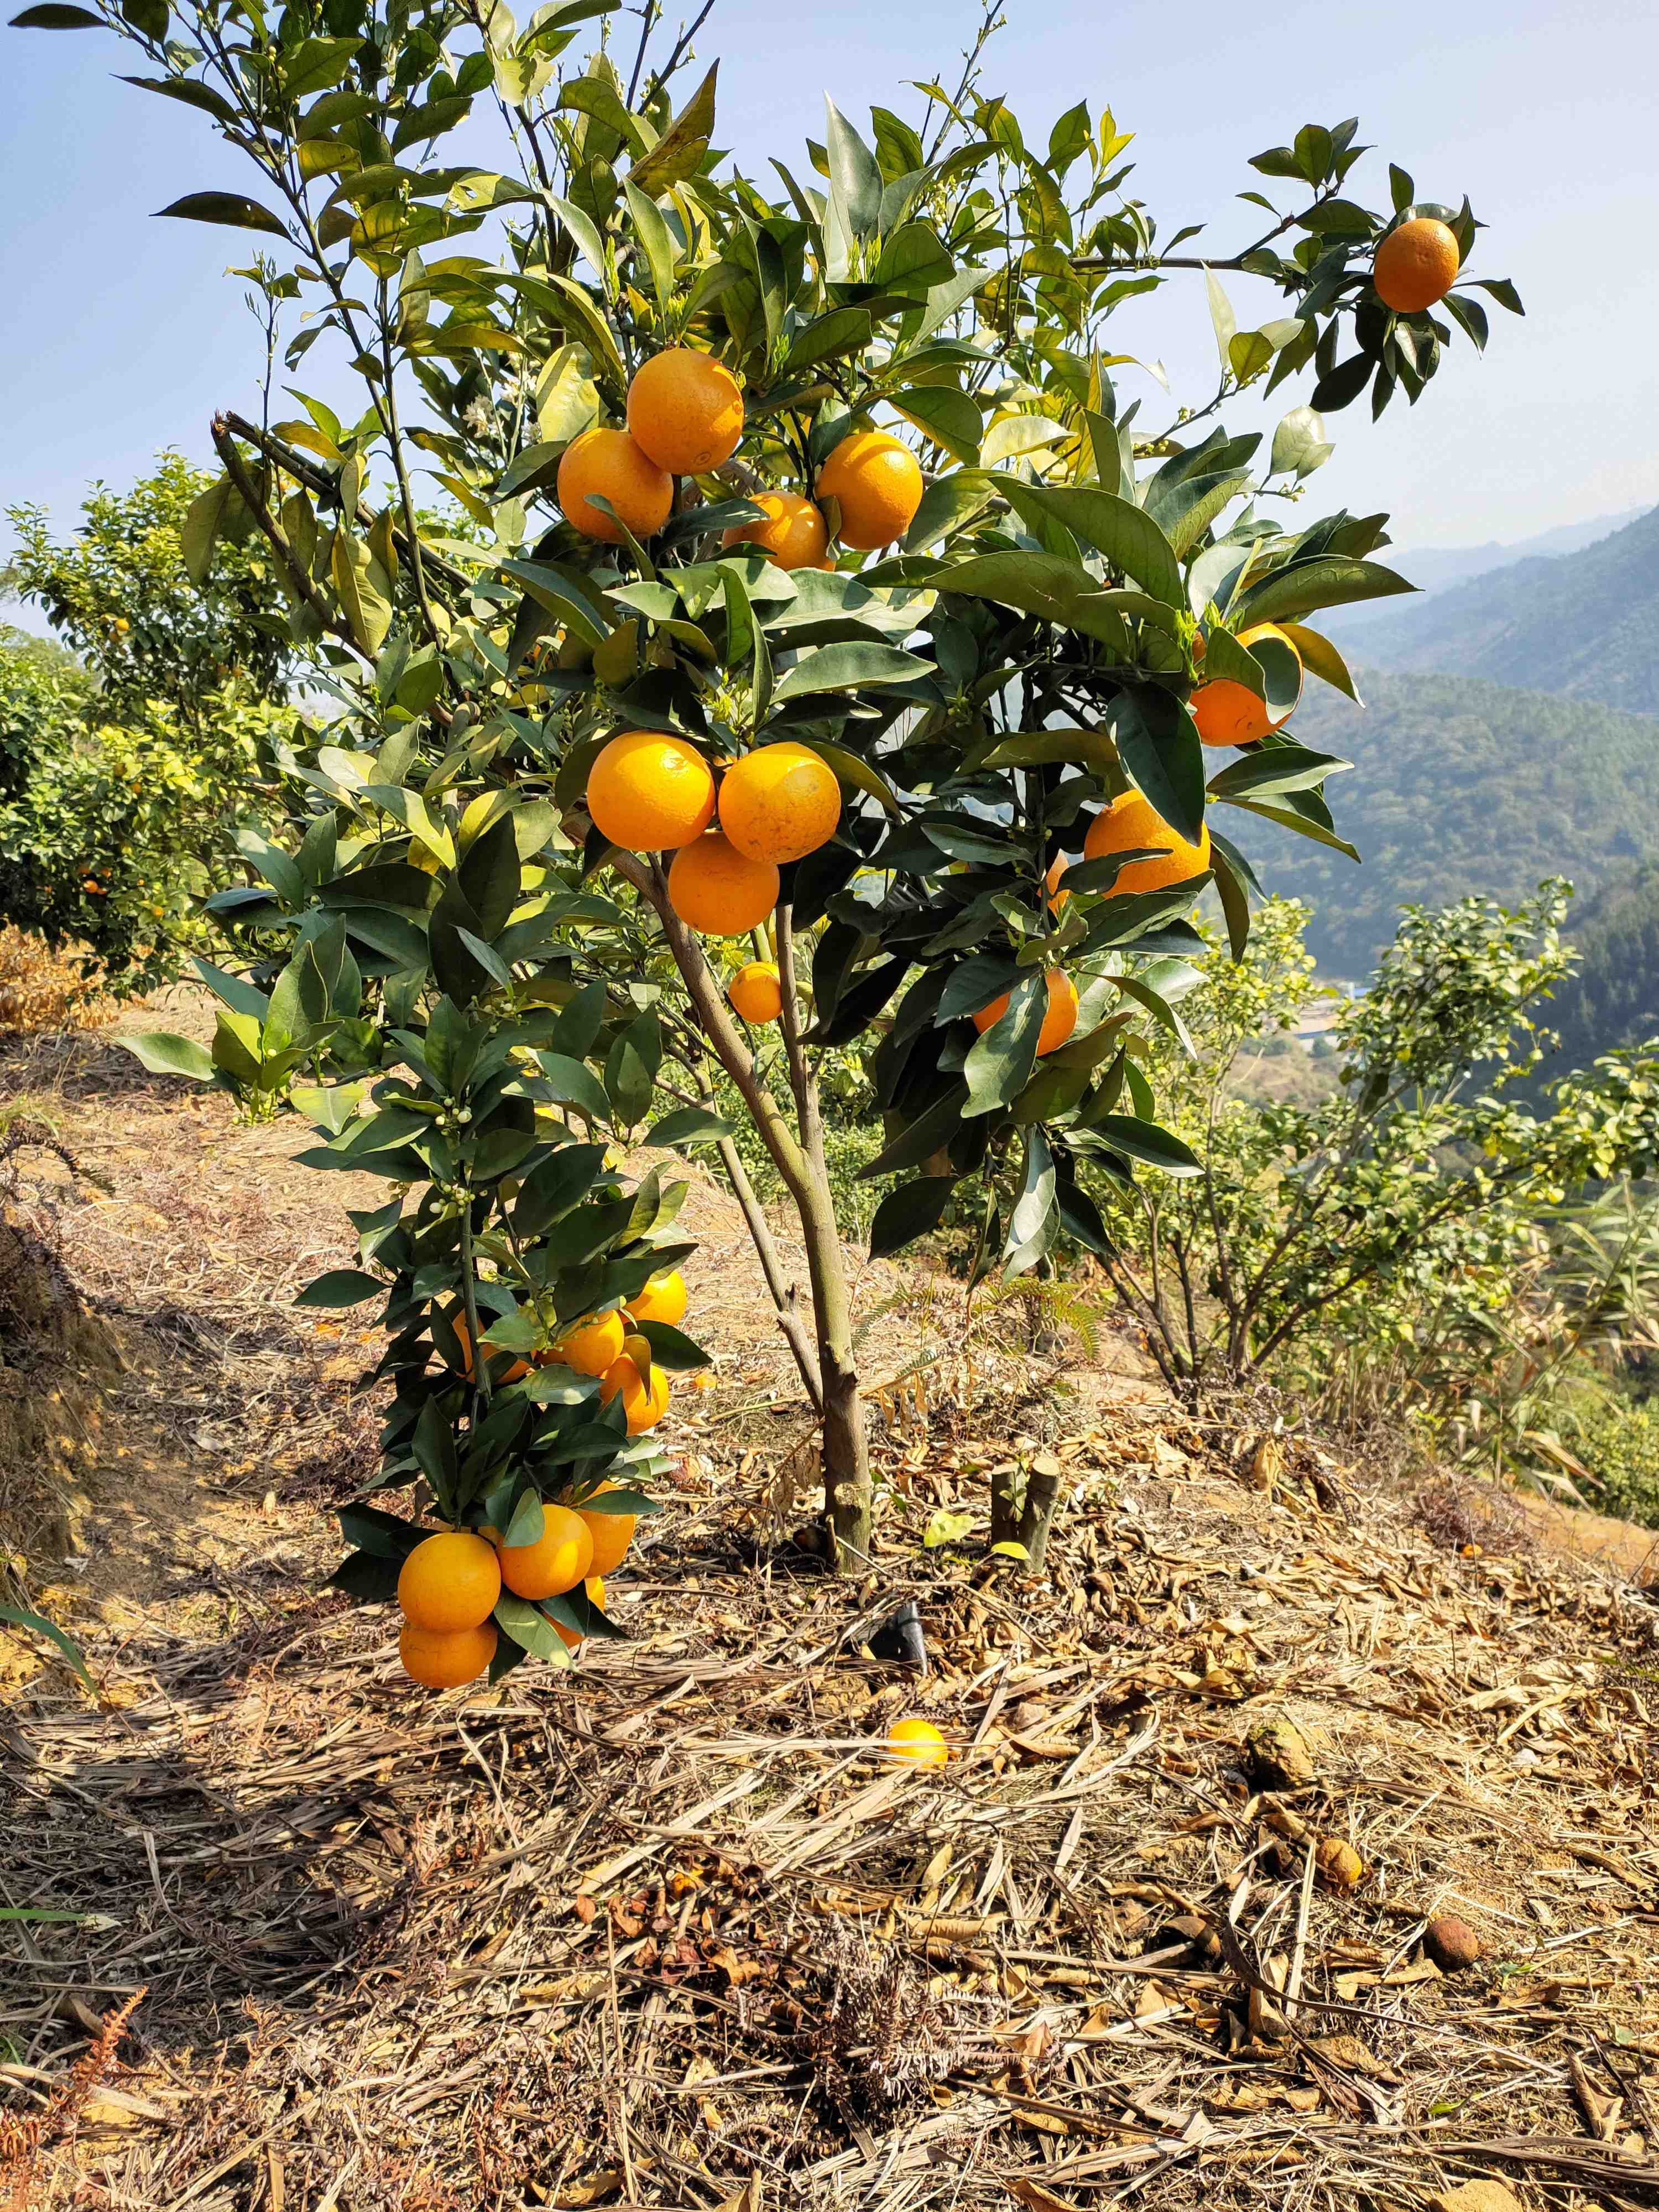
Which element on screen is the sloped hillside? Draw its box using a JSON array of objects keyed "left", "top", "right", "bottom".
[
  {"left": 1231, "top": 671, "right": 1659, "bottom": 974},
  {"left": 2, "top": 1012, "right": 1657, "bottom": 2212},
  {"left": 1321, "top": 503, "right": 1659, "bottom": 713}
]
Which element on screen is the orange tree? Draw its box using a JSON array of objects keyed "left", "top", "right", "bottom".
[{"left": 13, "top": 0, "right": 1517, "bottom": 1604}]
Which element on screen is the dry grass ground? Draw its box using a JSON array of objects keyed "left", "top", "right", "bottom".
[{"left": 2, "top": 1006, "right": 1658, "bottom": 2212}]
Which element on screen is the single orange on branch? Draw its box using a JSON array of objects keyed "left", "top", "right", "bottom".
[
  {"left": 398, "top": 1530, "right": 502, "bottom": 1634},
  {"left": 721, "top": 490, "right": 830, "bottom": 571},
  {"left": 972, "top": 969, "right": 1079, "bottom": 1058},
  {"left": 626, "top": 347, "right": 744, "bottom": 474},
  {"left": 586, "top": 731, "right": 716, "bottom": 852},
  {"left": 816, "top": 430, "right": 924, "bottom": 549},
  {"left": 578, "top": 1486, "right": 637, "bottom": 1573},
  {"left": 718, "top": 742, "right": 841, "bottom": 865},
  {"left": 1083, "top": 791, "right": 1211, "bottom": 896},
  {"left": 547, "top": 1308, "right": 627, "bottom": 1376},
  {"left": 625, "top": 1268, "right": 688, "bottom": 1328},
  {"left": 728, "top": 959, "right": 783, "bottom": 1025},
  {"left": 399, "top": 1619, "right": 497, "bottom": 1688},
  {"left": 599, "top": 1346, "right": 670, "bottom": 1433},
  {"left": 667, "top": 831, "right": 779, "bottom": 935},
  {"left": 1372, "top": 216, "right": 1461, "bottom": 314},
  {"left": 496, "top": 1503, "right": 594, "bottom": 1600},
  {"left": 557, "top": 425, "right": 673, "bottom": 543},
  {"left": 1192, "top": 623, "right": 1302, "bottom": 747}
]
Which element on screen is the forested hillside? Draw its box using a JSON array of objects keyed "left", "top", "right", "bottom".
[
  {"left": 1230, "top": 670, "right": 1659, "bottom": 974},
  {"left": 1533, "top": 860, "right": 1659, "bottom": 1077},
  {"left": 1319, "top": 503, "right": 1659, "bottom": 712}
]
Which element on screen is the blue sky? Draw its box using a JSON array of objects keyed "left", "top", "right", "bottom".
[{"left": 3, "top": 0, "right": 1657, "bottom": 565}]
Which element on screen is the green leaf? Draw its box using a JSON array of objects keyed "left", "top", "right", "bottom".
[
  {"left": 10, "top": 4, "right": 103, "bottom": 23},
  {"left": 536, "top": 1051, "right": 614, "bottom": 1125},
  {"left": 859, "top": 1083, "right": 969, "bottom": 1178},
  {"left": 932, "top": 551, "right": 1133, "bottom": 648},
  {"left": 332, "top": 531, "right": 393, "bottom": 653},
  {"left": 998, "top": 482, "right": 1184, "bottom": 606},
  {"left": 295, "top": 1269, "right": 387, "bottom": 1307},
  {"left": 823, "top": 94, "right": 883, "bottom": 247},
  {"left": 492, "top": 1593, "right": 573, "bottom": 1665},
  {"left": 634, "top": 1320, "right": 711, "bottom": 1369},
  {"left": 1277, "top": 621, "right": 1361, "bottom": 704},
  {"left": 116, "top": 1030, "right": 218, "bottom": 1083},
  {"left": 890, "top": 384, "right": 980, "bottom": 463},
  {"left": 120, "top": 74, "right": 238, "bottom": 124},
  {"left": 622, "top": 178, "right": 678, "bottom": 318},
  {"left": 0, "top": 1603, "right": 90, "bottom": 1682},
  {"left": 1004, "top": 1126, "right": 1057, "bottom": 1276},
  {"left": 646, "top": 1105, "right": 735, "bottom": 1148},
  {"left": 923, "top": 1507, "right": 977, "bottom": 1548},
  {"left": 1088, "top": 1114, "right": 1201, "bottom": 1175},
  {"left": 154, "top": 191, "right": 290, "bottom": 238},
  {"left": 1112, "top": 685, "right": 1206, "bottom": 847},
  {"left": 771, "top": 641, "right": 931, "bottom": 702},
  {"left": 1208, "top": 744, "right": 1349, "bottom": 801},
  {"left": 1236, "top": 556, "right": 1414, "bottom": 626},
  {"left": 795, "top": 739, "right": 902, "bottom": 815},
  {"left": 627, "top": 61, "right": 717, "bottom": 193},
  {"left": 964, "top": 969, "right": 1045, "bottom": 1118},
  {"left": 1270, "top": 405, "right": 1332, "bottom": 480},
  {"left": 869, "top": 1175, "right": 956, "bottom": 1258}
]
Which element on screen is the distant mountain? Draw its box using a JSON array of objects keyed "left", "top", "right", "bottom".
[
  {"left": 1350, "top": 508, "right": 1645, "bottom": 606},
  {"left": 1318, "top": 504, "right": 1659, "bottom": 715},
  {"left": 1228, "top": 669, "right": 1659, "bottom": 976}
]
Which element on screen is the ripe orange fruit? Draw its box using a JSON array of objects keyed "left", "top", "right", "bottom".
[
  {"left": 1045, "top": 854, "right": 1069, "bottom": 912},
  {"left": 625, "top": 1268, "right": 688, "bottom": 1328},
  {"left": 399, "top": 1619, "right": 497, "bottom": 1688},
  {"left": 816, "top": 430, "right": 924, "bottom": 549},
  {"left": 1083, "top": 791, "right": 1211, "bottom": 895},
  {"left": 886, "top": 1717, "right": 950, "bottom": 1767},
  {"left": 556, "top": 1574, "right": 605, "bottom": 1650},
  {"left": 578, "top": 1488, "right": 637, "bottom": 1573},
  {"left": 1191, "top": 680, "right": 1270, "bottom": 748},
  {"left": 398, "top": 1530, "right": 502, "bottom": 1633},
  {"left": 626, "top": 348, "right": 744, "bottom": 474},
  {"left": 718, "top": 742, "right": 841, "bottom": 864},
  {"left": 1192, "top": 623, "right": 1303, "bottom": 747},
  {"left": 586, "top": 731, "right": 716, "bottom": 853},
  {"left": 722, "top": 490, "right": 831, "bottom": 571},
  {"left": 547, "top": 1309, "right": 627, "bottom": 1376},
  {"left": 557, "top": 426, "right": 672, "bottom": 543},
  {"left": 497, "top": 1503, "right": 594, "bottom": 1599},
  {"left": 453, "top": 1316, "right": 529, "bottom": 1384},
  {"left": 972, "top": 969, "right": 1079, "bottom": 1057},
  {"left": 667, "top": 831, "right": 779, "bottom": 934},
  {"left": 728, "top": 959, "right": 783, "bottom": 1025},
  {"left": 1373, "top": 216, "right": 1460, "bottom": 314},
  {"left": 599, "top": 1348, "right": 670, "bottom": 1433}
]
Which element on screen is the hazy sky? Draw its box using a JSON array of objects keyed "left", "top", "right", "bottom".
[{"left": 3, "top": 0, "right": 1656, "bottom": 560}]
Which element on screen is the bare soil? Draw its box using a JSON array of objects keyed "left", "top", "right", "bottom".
[{"left": 3, "top": 1012, "right": 1658, "bottom": 2212}]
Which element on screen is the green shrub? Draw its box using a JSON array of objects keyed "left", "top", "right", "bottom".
[
  {"left": 1, "top": 458, "right": 295, "bottom": 995},
  {"left": 1562, "top": 1392, "right": 1659, "bottom": 1530}
]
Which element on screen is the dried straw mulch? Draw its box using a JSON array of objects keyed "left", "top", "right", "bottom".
[{"left": 3, "top": 1396, "right": 1658, "bottom": 2212}]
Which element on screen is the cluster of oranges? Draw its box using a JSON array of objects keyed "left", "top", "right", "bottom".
[
  {"left": 587, "top": 731, "right": 843, "bottom": 939},
  {"left": 395, "top": 1477, "right": 640, "bottom": 1689},
  {"left": 554, "top": 346, "right": 925, "bottom": 560},
  {"left": 457, "top": 1266, "right": 686, "bottom": 1437}
]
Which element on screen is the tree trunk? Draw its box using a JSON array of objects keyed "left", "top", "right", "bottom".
[
  {"left": 613, "top": 858, "right": 873, "bottom": 1569},
  {"left": 1017, "top": 1457, "right": 1063, "bottom": 1573}
]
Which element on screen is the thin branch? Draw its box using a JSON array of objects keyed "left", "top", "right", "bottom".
[{"left": 210, "top": 416, "right": 360, "bottom": 655}]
